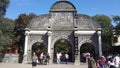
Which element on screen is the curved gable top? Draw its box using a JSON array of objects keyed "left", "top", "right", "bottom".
[{"left": 50, "top": 1, "right": 77, "bottom": 12}]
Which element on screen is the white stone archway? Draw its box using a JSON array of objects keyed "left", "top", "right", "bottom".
[{"left": 23, "top": 0, "right": 102, "bottom": 65}]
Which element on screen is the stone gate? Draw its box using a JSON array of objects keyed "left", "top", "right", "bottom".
[{"left": 24, "top": 0, "right": 102, "bottom": 65}]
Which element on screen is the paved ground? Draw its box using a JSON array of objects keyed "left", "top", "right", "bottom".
[{"left": 0, "top": 63, "right": 88, "bottom": 68}]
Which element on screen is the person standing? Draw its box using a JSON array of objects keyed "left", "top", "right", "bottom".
[
  {"left": 88, "top": 54, "right": 97, "bottom": 68},
  {"left": 113, "top": 53, "right": 120, "bottom": 68},
  {"left": 57, "top": 52, "right": 62, "bottom": 64},
  {"left": 46, "top": 53, "right": 50, "bottom": 64},
  {"left": 32, "top": 52, "right": 38, "bottom": 68},
  {"left": 40, "top": 52, "right": 44, "bottom": 64},
  {"left": 65, "top": 53, "right": 69, "bottom": 64}
]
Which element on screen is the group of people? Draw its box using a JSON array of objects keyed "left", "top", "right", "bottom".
[
  {"left": 32, "top": 51, "right": 120, "bottom": 68},
  {"left": 88, "top": 53, "right": 120, "bottom": 68},
  {"left": 39, "top": 52, "right": 50, "bottom": 65},
  {"left": 107, "top": 53, "right": 120, "bottom": 68},
  {"left": 32, "top": 51, "right": 69, "bottom": 68},
  {"left": 32, "top": 52, "right": 50, "bottom": 68},
  {"left": 56, "top": 52, "right": 69, "bottom": 64}
]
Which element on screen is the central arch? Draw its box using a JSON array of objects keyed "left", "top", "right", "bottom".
[{"left": 53, "top": 39, "right": 73, "bottom": 63}]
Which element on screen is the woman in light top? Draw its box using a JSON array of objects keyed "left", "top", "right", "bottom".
[{"left": 32, "top": 52, "right": 38, "bottom": 68}]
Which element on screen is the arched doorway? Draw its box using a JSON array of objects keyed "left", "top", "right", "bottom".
[
  {"left": 32, "top": 42, "right": 47, "bottom": 62},
  {"left": 80, "top": 43, "right": 95, "bottom": 63},
  {"left": 53, "top": 39, "right": 73, "bottom": 63}
]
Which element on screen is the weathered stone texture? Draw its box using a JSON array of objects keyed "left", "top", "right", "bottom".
[
  {"left": 76, "top": 14, "right": 100, "bottom": 30},
  {"left": 25, "top": 0, "right": 101, "bottom": 64},
  {"left": 28, "top": 34, "right": 48, "bottom": 49},
  {"left": 50, "top": 12, "right": 74, "bottom": 30},
  {"left": 27, "top": 14, "right": 49, "bottom": 30}
]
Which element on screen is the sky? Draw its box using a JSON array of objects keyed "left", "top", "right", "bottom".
[{"left": 5, "top": 0, "right": 120, "bottom": 20}]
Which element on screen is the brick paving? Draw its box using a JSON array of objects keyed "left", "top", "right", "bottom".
[{"left": 0, "top": 63, "right": 88, "bottom": 68}]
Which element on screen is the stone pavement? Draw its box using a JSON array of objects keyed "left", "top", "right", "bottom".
[{"left": 0, "top": 63, "right": 88, "bottom": 68}]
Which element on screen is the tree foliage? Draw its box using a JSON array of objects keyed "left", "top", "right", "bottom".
[
  {"left": 92, "top": 15, "right": 113, "bottom": 53},
  {"left": 0, "top": 17, "right": 15, "bottom": 51},
  {"left": 14, "top": 13, "right": 38, "bottom": 46},
  {"left": 54, "top": 40, "right": 72, "bottom": 53},
  {"left": 0, "top": 0, "right": 10, "bottom": 16},
  {"left": 113, "top": 16, "right": 120, "bottom": 24},
  {"left": 112, "top": 16, "right": 120, "bottom": 34}
]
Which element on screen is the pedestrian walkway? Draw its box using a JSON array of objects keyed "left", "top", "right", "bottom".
[{"left": 0, "top": 63, "right": 88, "bottom": 68}]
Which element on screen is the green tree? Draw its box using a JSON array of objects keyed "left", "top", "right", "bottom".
[
  {"left": 0, "top": 0, "right": 13, "bottom": 52},
  {"left": 0, "top": 0, "right": 10, "bottom": 16},
  {"left": 112, "top": 16, "right": 120, "bottom": 34},
  {"left": 92, "top": 15, "right": 113, "bottom": 54},
  {"left": 54, "top": 39, "right": 72, "bottom": 53},
  {"left": 14, "top": 13, "right": 37, "bottom": 48},
  {"left": 113, "top": 16, "right": 120, "bottom": 24},
  {"left": 0, "top": 17, "right": 15, "bottom": 52}
]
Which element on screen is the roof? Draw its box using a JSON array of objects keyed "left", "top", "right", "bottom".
[{"left": 50, "top": 1, "right": 76, "bottom": 12}]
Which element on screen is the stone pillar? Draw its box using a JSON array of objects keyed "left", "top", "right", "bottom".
[
  {"left": 23, "top": 31, "right": 29, "bottom": 63},
  {"left": 74, "top": 31, "right": 79, "bottom": 65},
  {"left": 24, "top": 31, "right": 29, "bottom": 56},
  {"left": 74, "top": 54, "right": 80, "bottom": 65},
  {"left": 48, "top": 31, "right": 52, "bottom": 54},
  {"left": 47, "top": 31, "right": 52, "bottom": 64},
  {"left": 98, "top": 31, "right": 102, "bottom": 56}
]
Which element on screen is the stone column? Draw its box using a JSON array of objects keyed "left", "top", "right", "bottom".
[
  {"left": 98, "top": 31, "right": 102, "bottom": 56},
  {"left": 48, "top": 31, "right": 52, "bottom": 54},
  {"left": 24, "top": 31, "right": 29, "bottom": 56},
  {"left": 74, "top": 31, "right": 79, "bottom": 65},
  {"left": 74, "top": 53, "right": 80, "bottom": 65},
  {"left": 47, "top": 31, "right": 52, "bottom": 64},
  {"left": 23, "top": 31, "right": 29, "bottom": 63}
]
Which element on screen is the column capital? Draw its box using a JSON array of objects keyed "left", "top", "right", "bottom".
[
  {"left": 25, "top": 31, "right": 29, "bottom": 36},
  {"left": 74, "top": 31, "right": 78, "bottom": 37},
  {"left": 47, "top": 31, "right": 52, "bottom": 36},
  {"left": 97, "top": 31, "right": 101, "bottom": 35}
]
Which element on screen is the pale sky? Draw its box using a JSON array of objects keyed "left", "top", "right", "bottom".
[{"left": 5, "top": 0, "right": 120, "bottom": 20}]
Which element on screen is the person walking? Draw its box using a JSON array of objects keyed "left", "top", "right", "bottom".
[
  {"left": 32, "top": 52, "right": 38, "bottom": 68},
  {"left": 99, "top": 56, "right": 106, "bottom": 68},
  {"left": 88, "top": 54, "right": 97, "bottom": 68},
  {"left": 107, "top": 58, "right": 115, "bottom": 68}
]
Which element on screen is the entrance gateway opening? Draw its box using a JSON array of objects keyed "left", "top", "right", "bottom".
[
  {"left": 80, "top": 43, "right": 95, "bottom": 63},
  {"left": 54, "top": 39, "right": 73, "bottom": 63},
  {"left": 32, "top": 42, "right": 47, "bottom": 62},
  {"left": 24, "top": 0, "right": 102, "bottom": 64}
]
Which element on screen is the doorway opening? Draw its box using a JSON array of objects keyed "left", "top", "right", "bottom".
[
  {"left": 80, "top": 43, "right": 95, "bottom": 63},
  {"left": 53, "top": 39, "right": 73, "bottom": 63}
]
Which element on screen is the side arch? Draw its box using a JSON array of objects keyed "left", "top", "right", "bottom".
[
  {"left": 78, "top": 39, "right": 96, "bottom": 50},
  {"left": 29, "top": 40, "right": 44, "bottom": 50},
  {"left": 78, "top": 39, "right": 98, "bottom": 62}
]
